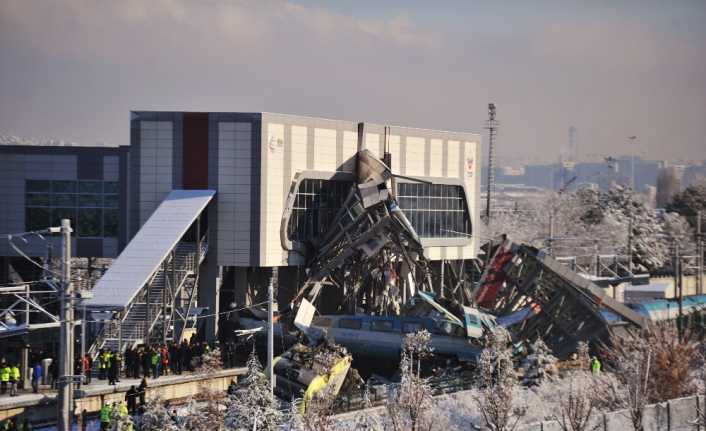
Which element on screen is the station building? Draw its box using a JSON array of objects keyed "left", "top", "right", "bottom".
[{"left": 0, "top": 112, "right": 481, "bottom": 341}]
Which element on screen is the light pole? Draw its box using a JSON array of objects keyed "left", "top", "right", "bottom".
[
  {"left": 628, "top": 136, "right": 637, "bottom": 190},
  {"left": 57, "top": 219, "right": 74, "bottom": 431}
]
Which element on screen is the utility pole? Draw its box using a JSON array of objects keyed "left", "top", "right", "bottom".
[
  {"left": 484, "top": 103, "right": 498, "bottom": 223},
  {"left": 267, "top": 267, "right": 277, "bottom": 394},
  {"left": 674, "top": 242, "right": 683, "bottom": 339},
  {"left": 698, "top": 210, "right": 703, "bottom": 295},
  {"left": 57, "top": 219, "right": 73, "bottom": 431},
  {"left": 547, "top": 210, "right": 555, "bottom": 256},
  {"left": 627, "top": 215, "right": 633, "bottom": 274}
]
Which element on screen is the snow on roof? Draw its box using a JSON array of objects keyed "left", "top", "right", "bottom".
[{"left": 0, "top": 134, "right": 117, "bottom": 148}]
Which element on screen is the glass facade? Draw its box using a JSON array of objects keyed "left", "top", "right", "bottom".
[
  {"left": 25, "top": 180, "right": 119, "bottom": 237},
  {"left": 287, "top": 179, "right": 353, "bottom": 243},
  {"left": 396, "top": 183, "right": 471, "bottom": 238}
]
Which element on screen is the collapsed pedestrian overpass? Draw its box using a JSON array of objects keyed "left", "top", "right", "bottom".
[{"left": 85, "top": 189, "right": 214, "bottom": 356}]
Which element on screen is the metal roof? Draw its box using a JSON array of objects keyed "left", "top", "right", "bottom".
[{"left": 86, "top": 189, "right": 215, "bottom": 309}]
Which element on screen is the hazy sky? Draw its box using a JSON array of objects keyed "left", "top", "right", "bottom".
[{"left": 1, "top": 0, "right": 705, "bottom": 163}]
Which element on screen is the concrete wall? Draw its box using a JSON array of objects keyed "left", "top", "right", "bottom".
[{"left": 518, "top": 395, "right": 703, "bottom": 431}]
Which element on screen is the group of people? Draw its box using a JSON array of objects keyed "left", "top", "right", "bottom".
[
  {"left": 0, "top": 362, "right": 21, "bottom": 397},
  {"left": 120, "top": 339, "right": 212, "bottom": 380}
]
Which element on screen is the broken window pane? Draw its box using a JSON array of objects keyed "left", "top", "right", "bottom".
[
  {"left": 396, "top": 182, "right": 471, "bottom": 238},
  {"left": 288, "top": 178, "right": 353, "bottom": 243}
]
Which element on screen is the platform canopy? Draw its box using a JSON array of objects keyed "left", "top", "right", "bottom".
[{"left": 86, "top": 189, "right": 215, "bottom": 309}]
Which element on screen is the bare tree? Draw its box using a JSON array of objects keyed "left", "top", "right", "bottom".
[
  {"left": 611, "top": 333, "right": 652, "bottom": 431},
  {"left": 648, "top": 324, "right": 698, "bottom": 402},
  {"left": 474, "top": 327, "right": 525, "bottom": 431},
  {"left": 386, "top": 330, "right": 435, "bottom": 431},
  {"left": 691, "top": 349, "right": 706, "bottom": 427},
  {"left": 552, "top": 377, "right": 601, "bottom": 431}
]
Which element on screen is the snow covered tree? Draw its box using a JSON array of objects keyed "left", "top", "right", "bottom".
[
  {"left": 665, "top": 180, "right": 706, "bottom": 228},
  {"left": 598, "top": 186, "right": 668, "bottom": 271},
  {"left": 198, "top": 345, "right": 223, "bottom": 374},
  {"left": 386, "top": 330, "right": 435, "bottom": 431},
  {"left": 662, "top": 212, "right": 697, "bottom": 257},
  {"left": 474, "top": 327, "right": 525, "bottom": 431},
  {"left": 225, "top": 350, "right": 284, "bottom": 431},
  {"left": 139, "top": 395, "right": 179, "bottom": 431}
]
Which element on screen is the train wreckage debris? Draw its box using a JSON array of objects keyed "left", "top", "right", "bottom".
[{"left": 248, "top": 150, "right": 651, "bottom": 401}]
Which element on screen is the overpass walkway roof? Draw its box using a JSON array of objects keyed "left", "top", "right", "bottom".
[{"left": 86, "top": 189, "right": 215, "bottom": 309}]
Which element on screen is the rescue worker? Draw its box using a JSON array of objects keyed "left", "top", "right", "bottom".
[
  {"left": 108, "top": 353, "right": 121, "bottom": 385},
  {"left": 137, "top": 378, "right": 147, "bottom": 407},
  {"left": 125, "top": 385, "right": 138, "bottom": 414},
  {"left": 105, "top": 349, "right": 114, "bottom": 381},
  {"left": 99, "top": 402, "right": 112, "bottom": 431},
  {"left": 112, "top": 401, "right": 132, "bottom": 431},
  {"left": 150, "top": 349, "right": 160, "bottom": 379},
  {"left": 31, "top": 362, "right": 43, "bottom": 393},
  {"left": 9, "top": 364, "right": 20, "bottom": 396},
  {"left": 591, "top": 356, "right": 602, "bottom": 376},
  {"left": 98, "top": 349, "right": 108, "bottom": 380},
  {"left": 0, "top": 362, "right": 10, "bottom": 395}
]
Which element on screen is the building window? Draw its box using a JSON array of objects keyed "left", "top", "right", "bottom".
[
  {"left": 371, "top": 320, "right": 395, "bottom": 332},
  {"left": 396, "top": 183, "right": 471, "bottom": 238},
  {"left": 287, "top": 179, "right": 353, "bottom": 243},
  {"left": 25, "top": 180, "right": 119, "bottom": 237},
  {"left": 339, "top": 318, "right": 362, "bottom": 330}
]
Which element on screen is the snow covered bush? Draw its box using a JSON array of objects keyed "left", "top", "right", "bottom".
[
  {"left": 181, "top": 397, "right": 225, "bottom": 431},
  {"left": 198, "top": 345, "right": 223, "bottom": 374},
  {"left": 225, "top": 350, "right": 285, "bottom": 431},
  {"left": 139, "top": 395, "right": 179, "bottom": 431},
  {"left": 520, "top": 339, "right": 558, "bottom": 386},
  {"left": 290, "top": 385, "right": 338, "bottom": 431},
  {"left": 110, "top": 402, "right": 134, "bottom": 431}
]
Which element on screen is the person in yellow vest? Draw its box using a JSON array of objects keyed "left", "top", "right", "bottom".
[
  {"left": 99, "top": 402, "right": 112, "bottom": 431},
  {"left": 0, "top": 363, "right": 10, "bottom": 395},
  {"left": 591, "top": 356, "right": 602, "bottom": 376},
  {"left": 9, "top": 364, "right": 20, "bottom": 396},
  {"left": 99, "top": 349, "right": 110, "bottom": 380}
]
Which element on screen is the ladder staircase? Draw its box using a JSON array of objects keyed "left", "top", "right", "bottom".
[{"left": 88, "top": 239, "right": 207, "bottom": 358}]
